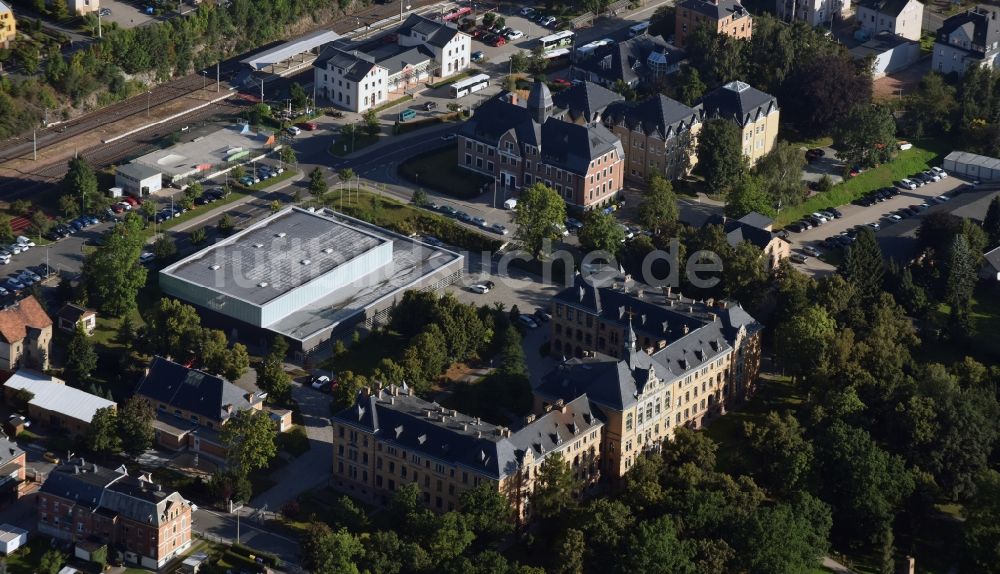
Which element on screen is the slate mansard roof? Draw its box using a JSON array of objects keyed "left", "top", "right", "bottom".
[
  {"left": 459, "top": 90, "right": 624, "bottom": 176},
  {"left": 697, "top": 80, "right": 778, "bottom": 127},
  {"left": 605, "top": 94, "right": 701, "bottom": 140},
  {"left": 538, "top": 278, "right": 762, "bottom": 411},
  {"left": 678, "top": 0, "right": 751, "bottom": 21},
  {"left": 333, "top": 387, "right": 602, "bottom": 480},
  {"left": 41, "top": 460, "right": 187, "bottom": 527},
  {"left": 551, "top": 81, "right": 624, "bottom": 124}
]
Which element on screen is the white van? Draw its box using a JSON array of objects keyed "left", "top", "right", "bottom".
[
  {"left": 628, "top": 21, "right": 650, "bottom": 36},
  {"left": 503, "top": 198, "right": 517, "bottom": 210}
]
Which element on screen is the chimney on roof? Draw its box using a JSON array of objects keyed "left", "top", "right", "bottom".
[
  {"left": 525, "top": 413, "right": 537, "bottom": 425},
  {"left": 683, "top": 324, "right": 690, "bottom": 335}
]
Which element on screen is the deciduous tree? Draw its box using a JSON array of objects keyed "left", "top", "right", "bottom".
[
  {"left": 696, "top": 119, "right": 746, "bottom": 194},
  {"left": 530, "top": 453, "right": 579, "bottom": 522},
  {"left": 638, "top": 174, "right": 679, "bottom": 236},
  {"left": 725, "top": 175, "right": 775, "bottom": 219},
  {"left": 514, "top": 183, "right": 566, "bottom": 259},
  {"left": 119, "top": 395, "right": 155, "bottom": 457},
  {"left": 221, "top": 409, "right": 277, "bottom": 476},
  {"left": 66, "top": 323, "right": 98, "bottom": 381},
  {"left": 578, "top": 209, "right": 624, "bottom": 255},
  {"left": 833, "top": 104, "right": 897, "bottom": 169},
  {"left": 87, "top": 406, "right": 121, "bottom": 456},
  {"left": 82, "top": 214, "right": 147, "bottom": 316}
]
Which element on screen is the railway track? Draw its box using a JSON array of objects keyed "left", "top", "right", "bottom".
[
  {"left": 0, "top": 0, "right": 451, "bottom": 198},
  {"left": 0, "top": 98, "right": 248, "bottom": 202}
]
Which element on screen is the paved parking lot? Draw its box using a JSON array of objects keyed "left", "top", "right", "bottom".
[
  {"left": 785, "top": 176, "right": 969, "bottom": 275},
  {"left": 98, "top": 0, "right": 156, "bottom": 28},
  {"left": 445, "top": 254, "right": 563, "bottom": 385}
]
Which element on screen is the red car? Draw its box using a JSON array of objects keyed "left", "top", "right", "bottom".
[
  {"left": 491, "top": 36, "right": 506, "bottom": 47},
  {"left": 301, "top": 121, "right": 318, "bottom": 131},
  {"left": 122, "top": 196, "right": 139, "bottom": 206},
  {"left": 552, "top": 78, "right": 572, "bottom": 88}
]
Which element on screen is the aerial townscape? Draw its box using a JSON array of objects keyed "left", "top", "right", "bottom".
[{"left": 0, "top": 0, "right": 1000, "bottom": 573}]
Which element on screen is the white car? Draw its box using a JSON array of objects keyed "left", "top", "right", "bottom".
[
  {"left": 139, "top": 252, "right": 155, "bottom": 264},
  {"left": 286, "top": 126, "right": 301, "bottom": 136},
  {"left": 540, "top": 16, "right": 557, "bottom": 26},
  {"left": 469, "top": 283, "right": 490, "bottom": 294},
  {"left": 15, "top": 236, "right": 34, "bottom": 248},
  {"left": 7, "top": 244, "right": 21, "bottom": 255},
  {"left": 506, "top": 29, "right": 524, "bottom": 40},
  {"left": 898, "top": 178, "right": 917, "bottom": 190},
  {"left": 311, "top": 375, "right": 330, "bottom": 390},
  {"left": 520, "top": 6, "right": 535, "bottom": 15},
  {"left": 931, "top": 166, "right": 947, "bottom": 178},
  {"left": 811, "top": 212, "right": 829, "bottom": 223}
]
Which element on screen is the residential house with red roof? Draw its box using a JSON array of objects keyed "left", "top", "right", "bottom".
[{"left": 0, "top": 296, "right": 52, "bottom": 371}]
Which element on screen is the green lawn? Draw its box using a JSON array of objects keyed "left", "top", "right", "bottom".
[
  {"left": 330, "top": 132, "right": 381, "bottom": 156},
  {"left": 428, "top": 71, "right": 472, "bottom": 89},
  {"left": 6, "top": 536, "right": 55, "bottom": 574},
  {"left": 397, "top": 146, "right": 492, "bottom": 199},
  {"left": 702, "top": 374, "right": 807, "bottom": 475},
  {"left": 775, "top": 141, "right": 945, "bottom": 226},
  {"left": 923, "top": 284, "right": 1000, "bottom": 364},
  {"left": 321, "top": 329, "right": 408, "bottom": 376}
]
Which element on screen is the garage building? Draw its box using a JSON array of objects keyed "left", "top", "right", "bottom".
[
  {"left": 943, "top": 150, "right": 1000, "bottom": 181},
  {"left": 114, "top": 163, "right": 163, "bottom": 196}
]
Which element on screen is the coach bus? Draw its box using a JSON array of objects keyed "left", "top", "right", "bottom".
[
  {"left": 450, "top": 74, "right": 490, "bottom": 98},
  {"left": 539, "top": 30, "right": 575, "bottom": 52}
]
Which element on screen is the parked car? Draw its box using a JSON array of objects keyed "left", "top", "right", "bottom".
[
  {"left": 909, "top": 174, "right": 926, "bottom": 186},
  {"left": 540, "top": 15, "right": 557, "bottom": 26},
  {"left": 424, "top": 101, "right": 438, "bottom": 111},
  {"left": 805, "top": 148, "right": 825, "bottom": 162},
  {"left": 490, "top": 35, "right": 506, "bottom": 47},
  {"left": 790, "top": 253, "right": 808, "bottom": 264},
  {"left": 422, "top": 236, "right": 443, "bottom": 247},
  {"left": 472, "top": 216, "right": 487, "bottom": 227},
  {"left": 552, "top": 78, "right": 572, "bottom": 88},
  {"left": 506, "top": 29, "right": 523, "bottom": 40},
  {"left": 300, "top": 122, "right": 318, "bottom": 131},
  {"left": 922, "top": 170, "right": 941, "bottom": 182},
  {"left": 803, "top": 245, "right": 821, "bottom": 257},
  {"left": 16, "top": 236, "right": 34, "bottom": 248},
  {"left": 286, "top": 126, "right": 301, "bottom": 136},
  {"left": 4, "top": 278, "right": 24, "bottom": 291},
  {"left": 931, "top": 166, "right": 948, "bottom": 178},
  {"left": 471, "top": 51, "right": 486, "bottom": 62},
  {"left": 828, "top": 208, "right": 843, "bottom": 218},
  {"left": 469, "top": 283, "right": 491, "bottom": 294},
  {"left": 43, "top": 452, "right": 60, "bottom": 464},
  {"left": 520, "top": 6, "right": 535, "bottom": 15},
  {"left": 456, "top": 211, "right": 473, "bottom": 223},
  {"left": 534, "top": 308, "right": 552, "bottom": 322},
  {"left": 786, "top": 222, "right": 804, "bottom": 233},
  {"left": 897, "top": 179, "right": 917, "bottom": 190},
  {"left": 867, "top": 222, "right": 881, "bottom": 231},
  {"left": 936, "top": 194, "right": 951, "bottom": 202},
  {"left": 139, "top": 252, "right": 155, "bottom": 264},
  {"left": 811, "top": 212, "right": 829, "bottom": 223},
  {"left": 438, "top": 205, "right": 458, "bottom": 216},
  {"left": 490, "top": 223, "right": 509, "bottom": 235},
  {"left": 518, "top": 314, "right": 539, "bottom": 329},
  {"left": 311, "top": 375, "right": 331, "bottom": 390}
]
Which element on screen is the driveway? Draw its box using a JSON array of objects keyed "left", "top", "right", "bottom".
[
  {"left": 250, "top": 383, "right": 333, "bottom": 512},
  {"left": 801, "top": 147, "right": 844, "bottom": 185}
]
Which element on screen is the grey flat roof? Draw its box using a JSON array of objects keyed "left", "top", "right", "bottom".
[
  {"left": 162, "top": 208, "right": 387, "bottom": 306},
  {"left": 116, "top": 162, "right": 162, "bottom": 180},
  {"left": 268, "top": 215, "right": 462, "bottom": 341},
  {"left": 241, "top": 30, "right": 341, "bottom": 70}
]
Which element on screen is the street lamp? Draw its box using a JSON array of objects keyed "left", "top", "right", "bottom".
[{"left": 201, "top": 70, "right": 208, "bottom": 89}]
